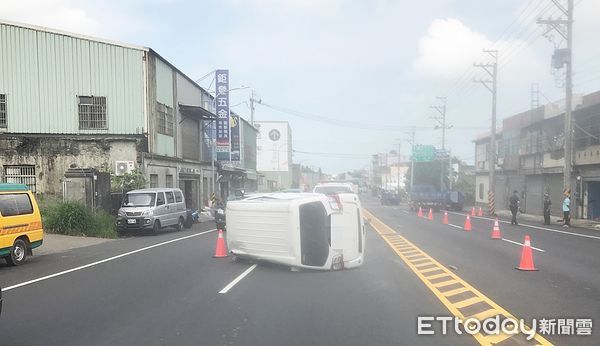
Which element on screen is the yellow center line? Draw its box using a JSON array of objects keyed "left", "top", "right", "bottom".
[{"left": 364, "top": 208, "right": 552, "bottom": 346}]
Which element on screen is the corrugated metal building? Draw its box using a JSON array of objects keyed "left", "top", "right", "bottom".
[{"left": 0, "top": 20, "right": 217, "bottom": 210}]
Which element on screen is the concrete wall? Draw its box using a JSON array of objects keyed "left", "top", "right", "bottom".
[
  {"left": 144, "top": 157, "right": 178, "bottom": 189},
  {"left": 475, "top": 175, "right": 489, "bottom": 204},
  {"left": 576, "top": 145, "right": 600, "bottom": 165},
  {"left": 0, "top": 136, "right": 142, "bottom": 196}
]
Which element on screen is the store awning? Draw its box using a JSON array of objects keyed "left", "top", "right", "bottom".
[
  {"left": 220, "top": 163, "right": 246, "bottom": 174},
  {"left": 179, "top": 104, "right": 216, "bottom": 120}
]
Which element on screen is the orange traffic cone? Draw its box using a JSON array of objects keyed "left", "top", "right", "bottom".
[
  {"left": 478, "top": 207, "right": 483, "bottom": 217},
  {"left": 417, "top": 207, "right": 423, "bottom": 218},
  {"left": 428, "top": 208, "right": 433, "bottom": 220},
  {"left": 443, "top": 211, "right": 449, "bottom": 225},
  {"left": 516, "top": 235, "right": 537, "bottom": 271},
  {"left": 471, "top": 207, "right": 476, "bottom": 216},
  {"left": 213, "top": 229, "right": 228, "bottom": 258},
  {"left": 491, "top": 218, "right": 501, "bottom": 239},
  {"left": 464, "top": 215, "right": 472, "bottom": 231}
]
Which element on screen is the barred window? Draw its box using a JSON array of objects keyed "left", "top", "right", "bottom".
[
  {"left": 4, "top": 165, "right": 36, "bottom": 193},
  {"left": 156, "top": 102, "right": 174, "bottom": 136},
  {"left": 0, "top": 94, "right": 6, "bottom": 128},
  {"left": 78, "top": 96, "right": 107, "bottom": 129}
]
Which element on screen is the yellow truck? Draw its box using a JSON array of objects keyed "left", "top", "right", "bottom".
[{"left": 0, "top": 183, "right": 44, "bottom": 266}]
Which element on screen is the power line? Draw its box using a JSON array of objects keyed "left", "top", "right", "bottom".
[
  {"left": 442, "top": 0, "right": 551, "bottom": 100},
  {"left": 293, "top": 150, "right": 372, "bottom": 158},
  {"left": 258, "top": 101, "right": 486, "bottom": 131},
  {"left": 446, "top": 1, "right": 561, "bottom": 110}
]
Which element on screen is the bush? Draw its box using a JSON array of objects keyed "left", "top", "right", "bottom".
[{"left": 41, "top": 201, "right": 118, "bottom": 239}]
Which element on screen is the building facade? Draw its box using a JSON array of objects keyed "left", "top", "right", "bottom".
[
  {"left": 474, "top": 91, "right": 600, "bottom": 220},
  {"left": 0, "top": 20, "right": 219, "bottom": 210},
  {"left": 217, "top": 115, "right": 259, "bottom": 199},
  {"left": 255, "top": 121, "right": 293, "bottom": 191}
]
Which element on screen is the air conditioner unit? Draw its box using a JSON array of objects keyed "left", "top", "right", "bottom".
[{"left": 115, "top": 161, "right": 135, "bottom": 176}]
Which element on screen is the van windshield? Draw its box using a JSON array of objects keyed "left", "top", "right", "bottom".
[{"left": 122, "top": 193, "right": 156, "bottom": 207}]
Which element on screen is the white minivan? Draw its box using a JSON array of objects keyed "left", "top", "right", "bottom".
[
  {"left": 117, "top": 188, "right": 187, "bottom": 234},
  {"left": 226, "top": 192, "right": 365, "bottom": 270}
]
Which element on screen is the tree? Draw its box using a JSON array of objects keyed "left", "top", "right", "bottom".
[
  {"left": 111, "top": 170, "right": 148, "bottom": 193},
  {"left": 454, "top": 171, "right": 475, "bottom": 204}
]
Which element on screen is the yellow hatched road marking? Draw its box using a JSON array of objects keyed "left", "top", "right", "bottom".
[
  {"left": 431, "top": 279, "right": 458, "bottom": 287},
  {"left": 471, "top": 309, "right": 500, "bottom": 321},
  {"left": 420, "top": 267, "right": 442, "bottom": 274},
  {"left": 454, "top": 297, "right": 484, "bottom": 309},
  {"left": 483, "top": 332, "right": 513, "bottom": 344},
  {"left": 425, "top": 272, "right": 452, "bottom": 280},
  {"left": 442, "top": 287, "right": 471, "bottom": 297},
  {"left": 364, "top": 209, "right": 552, "bottom": 346}
]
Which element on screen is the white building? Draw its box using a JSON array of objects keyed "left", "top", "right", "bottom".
[{"left": 255, "top": 121, "right": 293, "bottom": 191}]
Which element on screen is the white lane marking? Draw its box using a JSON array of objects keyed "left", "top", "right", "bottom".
[
  {"left": 219, "top": 264, "right": 258, "bottom": 294},
  {"left": 2, "top": 229, "right": 217, "bottom": 292},
  {"left": 501, "top": 238, "right": 545, "bottom": 252},
  {"left": 446, "top": 211, "right": 600, "bottom": 240},
  {"left": 447, "top": 224, "right": 463, "bottom": 229}
]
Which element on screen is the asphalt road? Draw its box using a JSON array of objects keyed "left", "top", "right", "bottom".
[
  {"left": 1, "top": 198, "right": 598, "bottom": 345},
  {"left": 0, "top": 216, "right": 472, "bottom": 346},
  {"left": 368, "top": 197, "right": 600, "bottom": 345}
]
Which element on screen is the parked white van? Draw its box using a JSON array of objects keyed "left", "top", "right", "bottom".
[
  {"left": 117, "top": 188, "right": 187, "bottom": 234},
  {"left": 226, "top": 193, "right": 365, "bottom": 270}
]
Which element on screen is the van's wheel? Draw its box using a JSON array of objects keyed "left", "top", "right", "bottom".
[
  {"left": 176, "top": 217, "right": 184, "bottom": 231},
  {"left": 6, "top": 238, "right": 28, "bottom": 266},
  {"left": 152, "top": 220, "right": 161, "bottom": 235}
]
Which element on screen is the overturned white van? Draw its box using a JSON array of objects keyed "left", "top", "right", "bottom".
[{"left": 226, "top": 193, "right": 365, "bottom": 270}]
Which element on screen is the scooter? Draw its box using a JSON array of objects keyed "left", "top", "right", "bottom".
[{"left": 214, "top": 204, "right": 226, "bottom": 231}]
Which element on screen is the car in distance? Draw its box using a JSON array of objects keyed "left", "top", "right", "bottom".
[
  {"left": 380, "top": 190, "right": 400, "bottom": 206},
  {"left": 313, "top": 182, "right": 354, "bottom": 195}
]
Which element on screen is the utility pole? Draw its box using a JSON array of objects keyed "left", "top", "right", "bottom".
[
  {"left": 474, "top": 49, "right": 498, "bottom": 215},
  {"left": 538, "top": 0, "right": 574, "bottom": 194},
  {"left": 397, "top": 141, "right": 401, "bottom": 193},
  {"left": 405, "top": 127, "right": 416, "bottom": 192},
  {"left": 431, "top": 97, "right": 452, "bottom": 191},
  {"left": 249, "top": 90, "right": 262, "bottom": 125}
]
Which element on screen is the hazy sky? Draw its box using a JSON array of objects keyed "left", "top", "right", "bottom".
[{"left": 2, "top": 0, "right": 600, "bottom": 173}]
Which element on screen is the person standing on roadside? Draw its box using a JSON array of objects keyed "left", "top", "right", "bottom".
[
  {"left": 509, "top": 190, "right": 520, "bottom": 225},
  {"left": 562, "top": 190, "right": 571, "bottom": 228},
  {"left": 543, "top": 193, "right": 552, "bottom": 225}
]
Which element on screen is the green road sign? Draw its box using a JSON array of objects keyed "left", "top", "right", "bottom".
[{"left": 411, "top": 145, "right": 435, "bottom": 162}]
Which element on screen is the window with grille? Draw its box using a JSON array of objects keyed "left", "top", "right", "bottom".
[
  {"left": 166, "top": 174, "right": 173, "bottom": 188},
  {"left": 78, "top": 96, "right": 107, "bottom": 129},
  {"left": 0, "top": 94, "right": 6, "bottom": 128},
  {"left": 156, "top": 102, "right": 174, "bottom": 136},
  {"left": 4, "top": 165, "right": 36, "bottom": 192}
]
